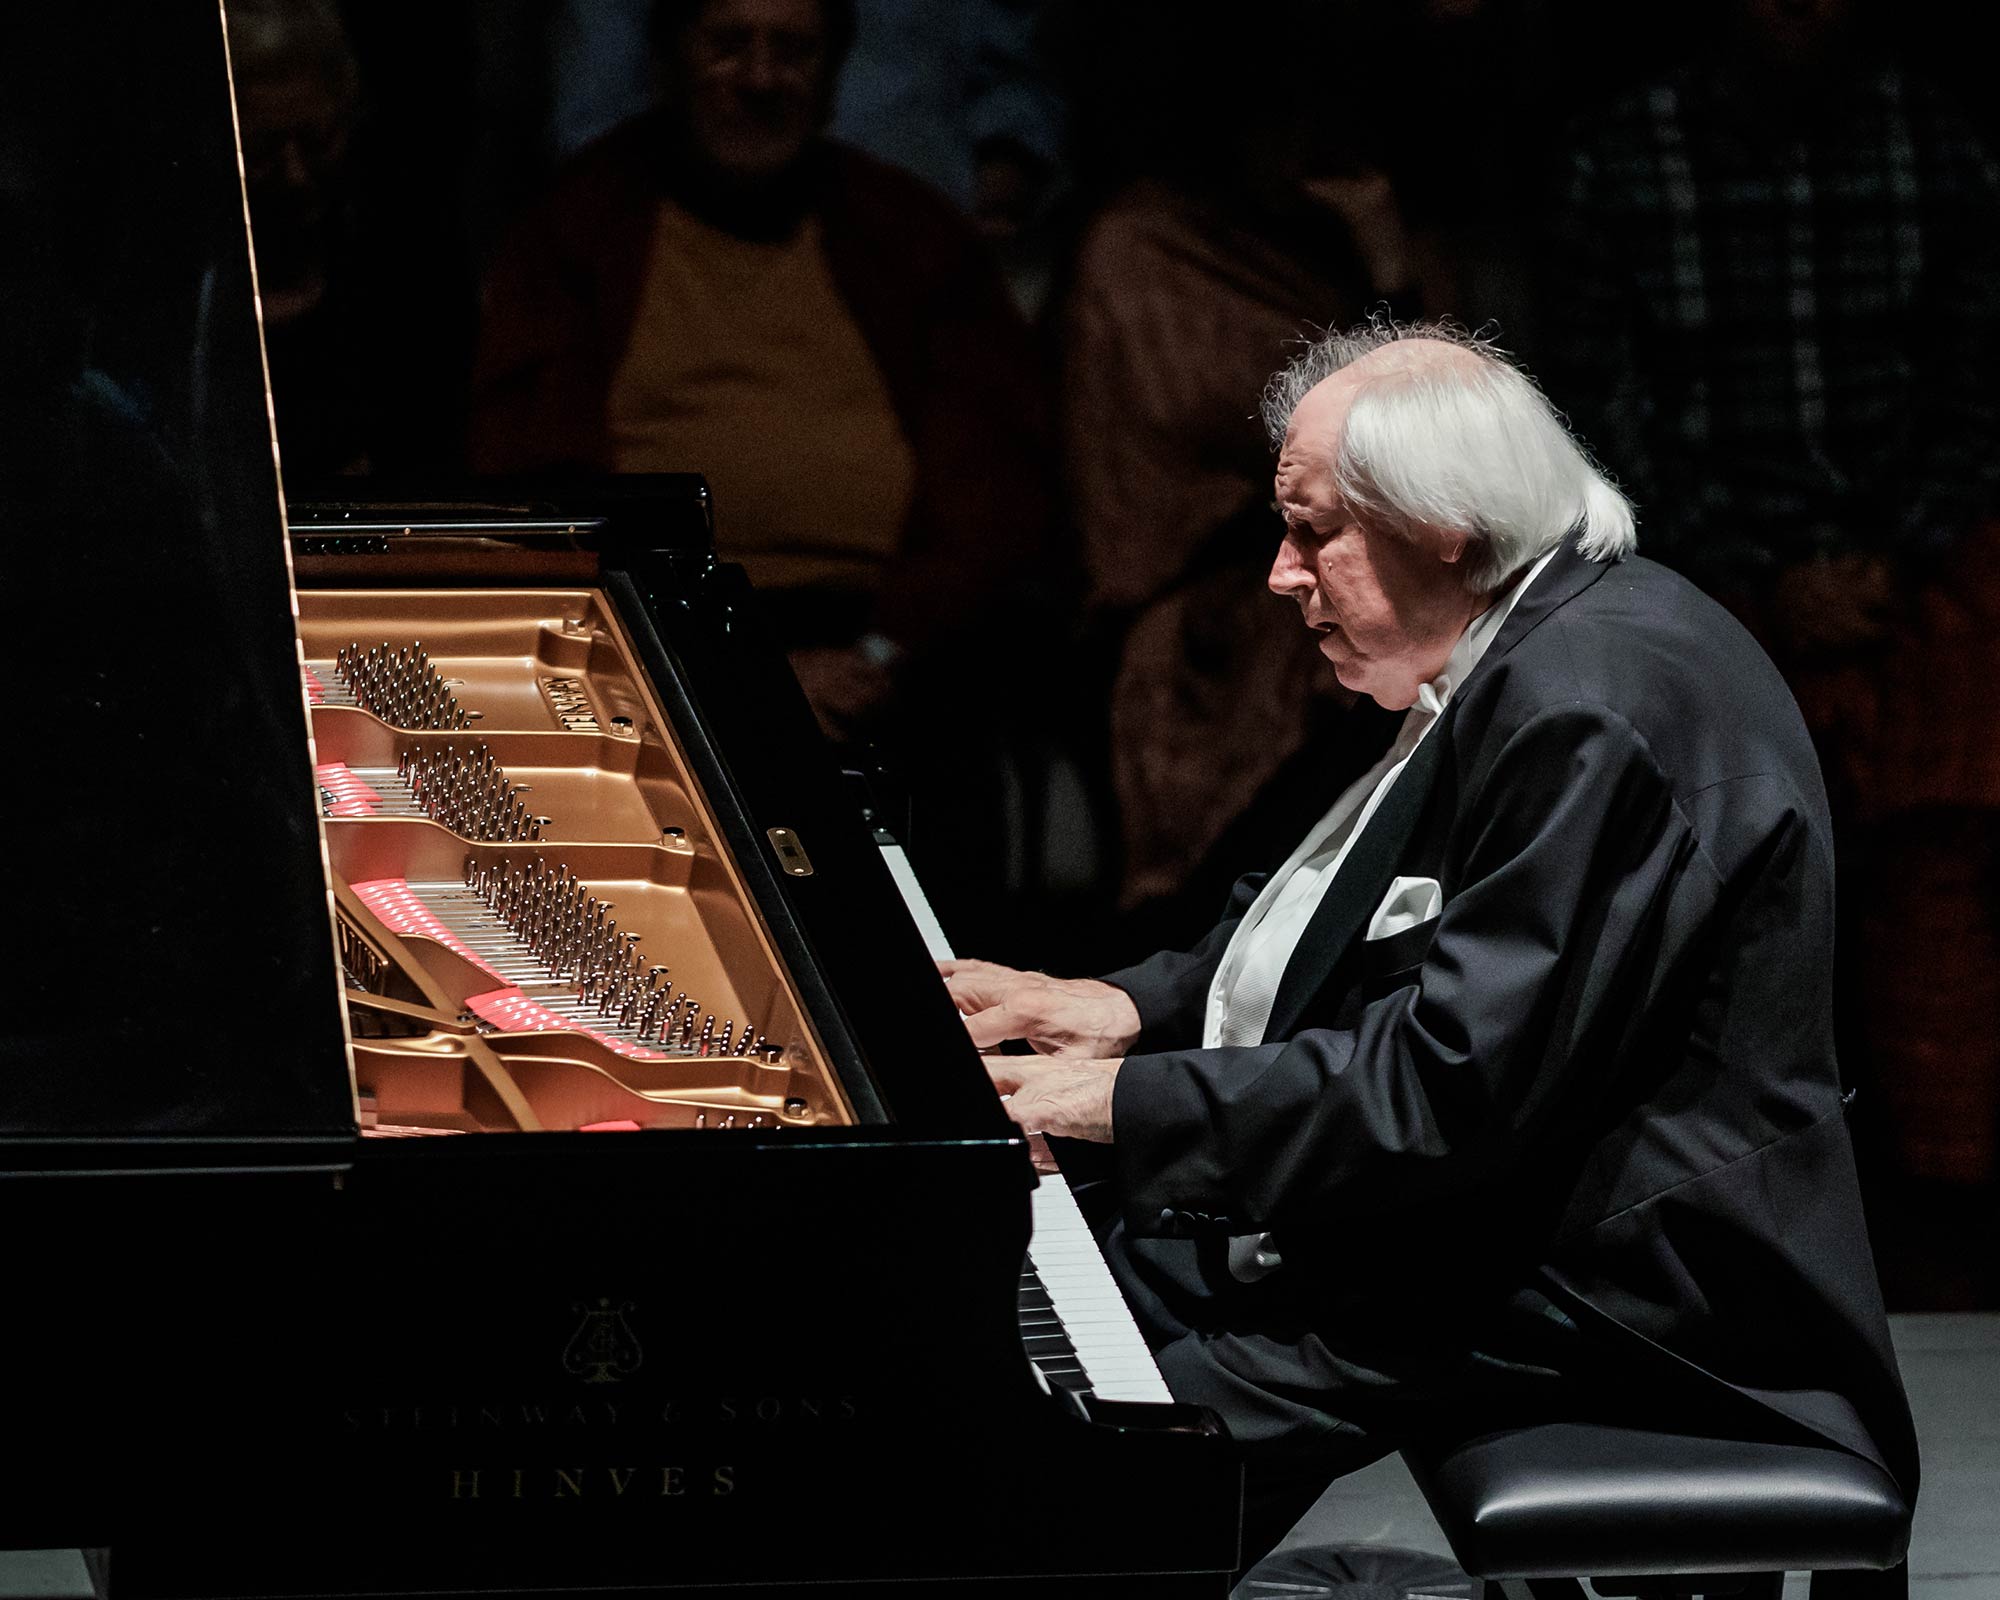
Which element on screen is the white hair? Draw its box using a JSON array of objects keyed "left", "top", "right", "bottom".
[{"left": 1260, "top": 318, "right": 1637, "bottom": 593}]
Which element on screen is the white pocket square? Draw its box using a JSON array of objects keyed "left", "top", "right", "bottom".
[{"left": 1367, "top": 875, "right": 1442, "bottom": 941}]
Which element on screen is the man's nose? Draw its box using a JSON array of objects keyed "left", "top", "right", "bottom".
[
  {"left": 1268, "top": 532, "right": 1310, "bottom": 598},
  {"left": 743, "top": 36, "right": 780, "bottom": 91}
]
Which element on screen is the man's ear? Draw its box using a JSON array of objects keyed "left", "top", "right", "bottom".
[{"left": 1436, "top": 528, "right": 1469, "bottom": 565}]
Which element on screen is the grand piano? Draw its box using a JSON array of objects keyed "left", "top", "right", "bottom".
[{"left": 0, "top": 5, "right": 1239, "bottom": 1595}]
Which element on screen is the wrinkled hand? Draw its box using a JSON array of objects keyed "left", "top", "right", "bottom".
[
  {"left": 938, "top": 959, "right": 1142, "bottom": 1058},
  {"left": 1774, "top": 552, "right": 1897, "bottom": 654},
  {"left": 986, "top": 1055, "right": 1121, "bottom": 1143}
]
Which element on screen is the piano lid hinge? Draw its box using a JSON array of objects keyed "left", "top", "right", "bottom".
[{"left": 766, "top": 826, "right": 814, "bottom": 877}]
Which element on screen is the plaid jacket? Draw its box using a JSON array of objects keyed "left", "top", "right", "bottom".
[{"left": 1549, "top": 66, "right": 2000, "bottom": 591}]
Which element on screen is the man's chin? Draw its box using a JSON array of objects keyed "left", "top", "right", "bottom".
[
  {"left": 701, "top": 131, "right": 814, "bottom": 185},
  {"left": 1322, "top": 649, "right": 1409, "bottom": 710}
]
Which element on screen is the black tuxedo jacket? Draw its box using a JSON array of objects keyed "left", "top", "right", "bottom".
[{"left": 1104, "top": 539, "right": 1919, "bottom": 1496}]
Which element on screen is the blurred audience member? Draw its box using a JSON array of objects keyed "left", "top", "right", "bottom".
[
  {"left": 1550, "top": 0, "right": 2000, "bottom": 1261},
  {"left": 1055, "top": 1, "right": 1453, "bottom": 915},
  {"left": 228, "top": 0, "right": 371, "bottom": 475},
  {"left": 548, "top": 0, "right": 1062, "bottom": 230},
  {"left": 472, "top": 0, "right": 1051, "bottom": 741}
]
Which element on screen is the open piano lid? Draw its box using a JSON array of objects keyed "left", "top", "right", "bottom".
[{"left": 0, "top": 5, "right": 355, "bottom": 1170}]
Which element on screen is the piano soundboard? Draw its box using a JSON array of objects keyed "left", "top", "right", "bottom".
[{"left": 301, "top": 589, "right": 855, "bottom": 1135}]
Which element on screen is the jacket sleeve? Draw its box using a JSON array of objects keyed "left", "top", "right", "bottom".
[
  {"left": 1111, "top": 702, "right": 1703, "bottom": 1237},
  {"left": 1096, "top": 871, "right": 1265, "bottom": 1052}
]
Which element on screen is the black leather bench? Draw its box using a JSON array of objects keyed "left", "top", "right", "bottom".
[{"left": 1402, "top": 1421, "right": 1912, "bottom": 1600}]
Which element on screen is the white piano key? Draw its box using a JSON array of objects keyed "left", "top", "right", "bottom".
[{"left": 878, "top": 844, "right": 954, "bottom": 962}]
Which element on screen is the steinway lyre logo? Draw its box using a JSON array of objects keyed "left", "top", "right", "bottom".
[{"left": 563, "top": 1297, "right": 643, "bottom": 1385}]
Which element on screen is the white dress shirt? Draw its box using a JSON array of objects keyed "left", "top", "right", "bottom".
[{"left": 1204, "top": 546, "right": 1559, "bottom": 1051}]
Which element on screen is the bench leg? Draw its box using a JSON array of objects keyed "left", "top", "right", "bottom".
[
  {"left": 1478, "top": 1580, "right": 1590, "bottom": 1599},
  {"left": 1809, "top": 1562, "right": 1909, "bottom": 1600}
]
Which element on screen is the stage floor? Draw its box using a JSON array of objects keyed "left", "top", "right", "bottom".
[{"left": 2, "top": 1314, "right": 1994, "bottom": 1597}]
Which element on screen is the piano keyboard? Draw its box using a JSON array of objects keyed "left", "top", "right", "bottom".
[{"left": 877, "top": 843, "right": 1173, "bottom": 1407}]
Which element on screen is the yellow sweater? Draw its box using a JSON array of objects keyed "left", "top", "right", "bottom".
[{"left": 606, "top": 199, "right": 916, "bottom": 596}]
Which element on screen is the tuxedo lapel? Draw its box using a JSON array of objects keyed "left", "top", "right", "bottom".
[{"left": 1262, "top": 700, "right": 1460, "bottom": 1041}]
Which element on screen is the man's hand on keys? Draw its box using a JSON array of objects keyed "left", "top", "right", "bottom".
[
  {"left": 985, "top": 1055, "right": 1120, "bottom": 1143},
  {"left": 938, "top": 960, "right": 1142, "bottom": 1058}
]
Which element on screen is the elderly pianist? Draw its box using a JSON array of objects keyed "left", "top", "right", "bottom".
[{"left": 944, "top": 322, "right": 1918, "bottom": 1576}]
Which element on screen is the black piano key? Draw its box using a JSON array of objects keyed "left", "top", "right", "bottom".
[{"left": 1018, "top": 1261, "right": 1097, "bottom": 1399}]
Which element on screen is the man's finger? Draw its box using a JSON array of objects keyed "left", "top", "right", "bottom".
[
  {"left": 940, "top": 961, "right": 1031, "bottom": 1016},
  {"left": 939, "top": 958, "right": 1012, "bottom": 981},
  {"left": 964, "top": 1001, "right": 1039, "bottom": 1052},
  {"left": 944, "top": 980, "right": 1000, "bottom": 1017},
  {"left": 941, "top": 959, "right": 1059, "bottom": 994},
  {"left": 984, "top": 1063, "right": 1045, "bottom": 1131},
  {"left": 985, "top": 1059, "right": 1028, "bottom": 1097}
]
